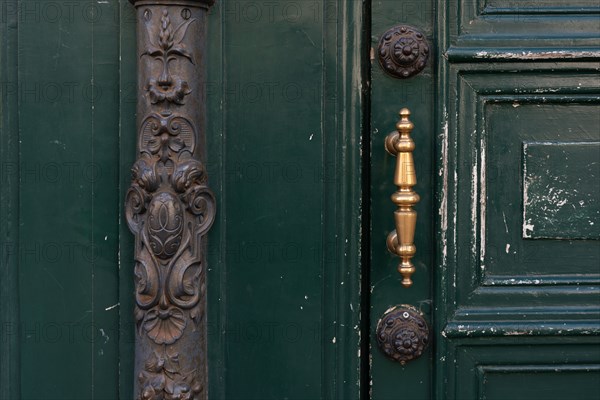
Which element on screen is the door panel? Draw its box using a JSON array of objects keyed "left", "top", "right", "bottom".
[
  {"left": 446, "top": 0, "right": 600, "bottom": 49},
  {"left": 0, "top": 2, "right": 20, "bottom": 397},
  {"left": 204, "top": 1, "right": 364, "bottom": 399},
  {"left": 447, "top": 70, "right": 600, "bottom": 317},
  {"left": 369, "top": 1, "right": 435, "bottom": 399},
  {"left": 452, "top": 341, "right": 600, "bottom": 399},
  {"left": 434, "top": 0, "right": 600, "bottom": 398},
  {"left": 1, "top": 0, "right": 122, "bottom": 398},
  {"left": 524, "top": 141, "right": 598, "bottom": 240}
]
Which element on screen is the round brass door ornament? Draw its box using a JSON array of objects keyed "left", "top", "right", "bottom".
[
  {"left": 378, "top": 25, "right": 430, "bottom": 79},
  {"left": 376, "top": 305, "right": 429, "bottom": 364}
]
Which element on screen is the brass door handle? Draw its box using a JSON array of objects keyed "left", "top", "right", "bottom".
[{"left": 385, "top": 108, "right": 420, "bottom": 287}]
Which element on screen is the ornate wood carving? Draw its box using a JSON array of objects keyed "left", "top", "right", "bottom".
[{"left": 127, "top": 1, "right": 215, "bottom": 399}]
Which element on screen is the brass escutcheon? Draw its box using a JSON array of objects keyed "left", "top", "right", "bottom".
[
  {"left": 378, "top": 25, "right": 429, "bottom": 79},
  {"left": 376, "top": 305, "right": 430, "bottom": 365}
]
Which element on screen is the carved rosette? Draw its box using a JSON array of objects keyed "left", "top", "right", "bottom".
[
  {"left": 376, "top": 305, "right": 429, "bottom": 365},
  {"left": 378, "top": 25, "right": 429, "bottom": 79},
  {"left": 127, "top": 1, "right": 215, "bottom": 399}
]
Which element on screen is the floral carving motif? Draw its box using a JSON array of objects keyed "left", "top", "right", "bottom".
[
  {"left": 392, "top": 37, "right": 419, "bottom": 65},
  {"left": 139, "top": 348, "right": 203, "bottom": 400},
  {"left": 392, "top": 328, "right": 420, "bottom": 355},
  {"left": 142, "top": 9, "right": 196, "bottom": 105},
  {"left": 140, "top": 113, "right": 195, "bottom": 163}
]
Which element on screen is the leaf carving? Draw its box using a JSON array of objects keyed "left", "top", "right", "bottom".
[{"left": 141, "top": 10, "right": 197, "bottom": 105}]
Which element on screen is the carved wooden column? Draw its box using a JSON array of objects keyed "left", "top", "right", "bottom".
[{"left": 125, "top": 1, "right": 215, "bottom": 399}]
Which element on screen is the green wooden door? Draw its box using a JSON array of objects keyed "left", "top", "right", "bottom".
[
  {"left": 1, "top": 0, "right": 599, "bottom": 399},
  {"left": 1, "top": 1, "right": 124, "bottom": 398},
  {"left": 369, "top": 0, "right": 600, "bottom": 399},
  {"left": 1, "top": 1, "right": 364, "bottom": 399}
]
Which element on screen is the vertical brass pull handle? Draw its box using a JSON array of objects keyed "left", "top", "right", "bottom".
[{"left": 385, "top": 108, "right": 420, "bottom": 288}]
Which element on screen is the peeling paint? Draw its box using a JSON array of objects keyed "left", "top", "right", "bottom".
[
  {"left": 479, "top": 133, "right": 487, "bottom": 269},
  {"left": 471, "top": 137, "right": 479, "bottom": 260},
  {"left": 523, "top": 222, "right": 535, "bottom": 237},
  {"left": 99, "top": 328, "right": 110, "bottom": 344},
  {"left": 522, "top": 143, "right": 532, "bottom": 237},
  {"left": 504, "top": 331, "right": 529, "bottom": 336},
  {"left": 473, "top": 50, "right": 600, "bottom": 60},
  {"left": 439, "top": 109, "right": 449, "bottom": 263}
]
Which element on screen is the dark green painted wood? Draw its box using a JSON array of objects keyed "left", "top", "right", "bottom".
[
  {"left": 450, "top": 338, "right": 600, "bottom": 399},
  {"left": 118, "top": 0, "right": 365, "bottom": 398},
  {"left": 523, "top": 142, "right": 599, "bottom": 239},
  {"left": 118, "top": 2, "right": 137, "bottom": 399},
  {"left": 121, "top": 1, "right": 365, "bottom": 396},
  {"left": 0, "top": 1, "right": 20, "bottom": 398},
  {"left": 369, "top": 1, "right": 435, "bottom": 399},
  {"left": 4, "top": 0, "right": 600, "bottom": 398},
  {"left": 204, "top": 1, "right": 364, "bottom": 398},
  {"left": 14, "top": 1, "right": 121, "bottom": 398},
  {"left": 437, "top": 69, "right": 600, "bottom": 315},
  {"left": 432, "top": 1, "right": 600, "bottom": 399}
]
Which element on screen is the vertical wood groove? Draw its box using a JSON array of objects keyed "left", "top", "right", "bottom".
[{"left": 0, "top": 0, "right": 20, "bottom": 397}]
